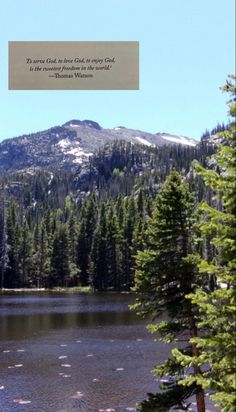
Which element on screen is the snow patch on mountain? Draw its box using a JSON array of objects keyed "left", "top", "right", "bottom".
[
  {"left": 56, "top": 138, "right": 93, "bottom": 164},
  {"left": 57, "top": 138, "right": 71, "bottom": 149},
  {"left": 135, "top": 136, "right": 153, "bottom": 146},
  {"left": 160, "top": 135, "right": 197, "bottom": 146},
  {"left": 48, "top": 173, "right": 54, "bottom": 185},
  {"left": 67, "top": 148, "right": 92, "bottom": 157},
  {"left": 67, "top": 147, "right": 93, "bottom": 161}
]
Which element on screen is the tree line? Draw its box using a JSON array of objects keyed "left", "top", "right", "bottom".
[{"left": 0, "top": 188, "right": 152, "bottom": 290}]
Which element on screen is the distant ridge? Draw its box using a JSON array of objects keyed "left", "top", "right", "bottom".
[{"left": 0, "top": 119, "right": 198, "bottom": 172}]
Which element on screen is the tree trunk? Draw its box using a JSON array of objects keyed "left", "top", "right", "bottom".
[
  {"left": 195, "top": 384, "right": 206, "bottom": 412},
  {"left": 189, "top": 316, "right": 206, "bottom": 412}
]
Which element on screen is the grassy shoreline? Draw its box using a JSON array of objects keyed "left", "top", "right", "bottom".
[{"left": 1, "top": 286, "right": 94, "bottom": 294}]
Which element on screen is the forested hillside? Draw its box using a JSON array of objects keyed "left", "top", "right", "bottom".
[{"left": 0, "top": 140, "right": 216, "bottom": 290}]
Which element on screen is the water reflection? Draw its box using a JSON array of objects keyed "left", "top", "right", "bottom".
[{"left": 0, "top": 310, "right": 142, "bottom": 341}]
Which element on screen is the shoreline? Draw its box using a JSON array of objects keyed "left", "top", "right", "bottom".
[
  {"left": 0, "top": 286, "right": 92, "bottom": 294},
  {"left": 0, "top": 287, "right": 132, "bottom": 294}
]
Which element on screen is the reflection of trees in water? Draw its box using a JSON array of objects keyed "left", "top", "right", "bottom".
[{"left": 0, "top": 309, "right": 141, "bottom": 341}]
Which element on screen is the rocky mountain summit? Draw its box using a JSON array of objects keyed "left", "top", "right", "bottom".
[{"left": 0, "top": 119, "right": 198, "bottom": 173}]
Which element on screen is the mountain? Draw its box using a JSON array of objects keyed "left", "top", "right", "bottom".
[{"left": 0, "top": 119, "right": 198, "bottom": 173}]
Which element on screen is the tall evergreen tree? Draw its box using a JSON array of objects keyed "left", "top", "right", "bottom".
[
  {"left": 173, "top": 76, "right": 236, "bottom": 412},
  {"left": 106, "top": 204, "right": 119, "bottom": 290},
  {"left": 50, "top": 223, "right": 70, "bottom": 287},
  {"left": 5, "top": 201, "right": 21, "bottom": 288},
  {"left": 122, "top": 195, "right": 136, "bottom": 289},
  {"left": 77, "top": 195, "right": 97, "bottom": 285},
  {"left": 67, "top": 215, "right": 80, "bottom": 285},
  {"left": 16, "top": 217, "right": 33, "bottom": 287},
  {"left": 68, "top": 214, "right": 77, "bottom": 264},
  {"left": 90, "top": 203, "right": 107, "bottom": 291},
  {"left": 133, "top": 170, "right": 206, "bottom": 412},
  {"left": 115, "top": 194, "right": 126, "bottom": 290},
  {"left": 38, "top": 219, "right": 51, "bottom": 287},
  {"left": 0, "top": 185, "right": 8, "bottom": 289},
  {"left": 32, "top": 222, "right": 41, "bottom": 287},
  {"left": 19, "top": 218, "right": 32, "bottom": 286},
  {"left": 77, "top": 218, "right": 89, "bottom": 285}
]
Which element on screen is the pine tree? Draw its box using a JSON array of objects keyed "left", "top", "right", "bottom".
[
  {"left": 132, "top": 216, "right": 145, "bottom": 258},
  {"left": 5, "top": 201, "right": 21, "bottom": 288},
  {"left": 133, "top": 170, "right": 206, "bottom": 412},
  {"left": 68, "top": 214, "right": 80, "bottom": 285},
  {"left": 16, "top": 217, "right": 33, "bottom": 287},
  {"left": 115, "top": 194, "right": 126, "bottom": 290},
  {"left": 0, "top": 185, "right": 8, "bottom": 289},
  {"left": 50, "top": 223, "right": 70, "bottom": 287},
  {"left": 19, "top": 218, "right": 32, "bottom": 286},
  {"left": 68, "top": 214, "right": 77, "bottom": 264},
  {"left": 137, "top": 188, "right": 144, "bottom": 219},
  {"left": 106, "top": 204, "right": 119, "bottom": 290},
  {"left": 173, "top": 76, "right": 236, "bottom": 412},
  {"left": 122, "top": 195, "right": 136, "bottom": 289},
  {"left": 77, "top": 195, "right": 97, "bottom": 285},
  {"left": 77, "top": 218, "right": 89, "bottom": 285},
  {"left": 90, "top": 203, "right": 107, "bottom": 291},
  {"left": 38, "top": 219, "right": 51, "bottom": 287},
  {"left": 132, "top": 189, "right": 146, "bottom": 257},
  {"left": 32, "top": 222, "right": 41, "bottom": 287}
]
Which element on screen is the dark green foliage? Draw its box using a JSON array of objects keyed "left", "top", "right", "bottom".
[
  {"left": 133, "top": 171, "right": 195, "bottom": 319},
  {"left": 137, "top": 382, "right": 196, "bottom": 412},
  {"left": 19, "top": 218, "right": 32, "bottom": 286},
  {"left": 122, "top": 195, "right": 136, "bottom": 289},
  {"left": 77, "top": 195, "right": 97, "bottom": 285},
  {"left": 106, "top": 205, "right": 119, "bottom": 290},
  {"left": 1, "top": 185, "right": 153, "bottom": 290},
  {"left": 132, "top": 171, "right": 206, "bottom": 411},
  {"left": 0, "top": 186, "right": 8, "bottom": 288},
  {"left": 50, "top": 223, "right": 70, "bottom": 287},
  {"left": 201, "top": 122, "right": 229, "bottom": 140},
  {"left": 90, "top": 203, "right": 108, "bottom": 290},
  {"left": 4, "top": 201, "right": 21, "bottom": 287}
]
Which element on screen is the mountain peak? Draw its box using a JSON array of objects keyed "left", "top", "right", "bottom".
[{"left": 63, "top": 119, "right": 102, "bottom": 130}]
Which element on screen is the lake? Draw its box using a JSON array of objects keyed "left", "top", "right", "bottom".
[{"left": 0, "top": 292, "right": 171, "bottom": 412}]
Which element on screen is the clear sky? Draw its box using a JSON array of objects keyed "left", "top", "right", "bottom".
[{"left": 0, "top": 0, "right": 235, "bottom": 142}]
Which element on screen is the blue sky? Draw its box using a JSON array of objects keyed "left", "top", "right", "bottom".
[{"left": 0, "top": 0, "right": 235, "bottom": 142}]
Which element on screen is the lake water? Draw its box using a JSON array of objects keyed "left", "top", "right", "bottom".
[
  {"left": 0, "top": 293, "right": 216, "bottom": 412},
  {"left": 0, "top": 292, "right": 171, "bottom": 412}
]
